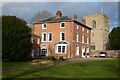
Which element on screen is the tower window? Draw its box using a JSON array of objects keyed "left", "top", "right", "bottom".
[{"left": 92, "top": 20, "right": 96, "bottom": 28}]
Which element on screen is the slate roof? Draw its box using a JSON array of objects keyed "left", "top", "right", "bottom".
[
  {"left": 35, "top": 16, "right": 72, "bottom": 23},
  {"left": 34, "top": 16, "right": 91, "bottom": 29}
]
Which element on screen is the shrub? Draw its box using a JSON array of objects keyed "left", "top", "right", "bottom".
[
  {"left": 58, "top": 56, "right": 64, "bottom": 62},
  {"left": 47, "top": 56, "right": 57, "bottom": 61}
]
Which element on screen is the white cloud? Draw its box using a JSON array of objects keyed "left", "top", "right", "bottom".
[{"left": 2, "top": 2, "right": 118, "bottom": 30}]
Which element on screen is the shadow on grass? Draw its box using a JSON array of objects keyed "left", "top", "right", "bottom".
[{"left": 8, "top": 63, "right": 56, "bottom": 78}]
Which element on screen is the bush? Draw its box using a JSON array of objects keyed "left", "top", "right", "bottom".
[
  {"left": 58, "top": 56, "right": 64, "bottom": 62},
  {"left": 47, "top": 56, "right": 57, "bottom": 61}
]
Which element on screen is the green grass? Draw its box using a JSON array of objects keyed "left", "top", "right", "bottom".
[{"left": 2, "top": 59, "right": 119, "bottom": 78}]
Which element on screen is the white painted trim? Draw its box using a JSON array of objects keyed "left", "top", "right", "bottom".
[
  {"left": 60, "top": 22, "right": 66, "bottom": 28},
  {"left": 76, "top": 45, "right": 79, "bottom": 56},
  {"left": 82, "top": 46, "right": 85, "bottom": 57},
  {"left": 56, "top": 44, "right": 67, "bottom": 54},
  {"left": 82, "top": 27, "right": 84, "bottom": 31},
  {"left": 60, "top": 32, "right": 65, "bottom": 41},
  {"left": 42, "top": 23, "right": 47, "bottom": 29},
  {"left": 82, "top": 35, "right": 84, "bottom": 43},
  {"left": 87, "top": 29, "right": 89, "bottom": 33},
  {"left": 41, "top": 32, "right": 47, "bottom": 42},
  {"left": 76, "top": 24, "right": 79, "bottom": 29},
  {"left": 76, "top": 34, "right": 79, "bottom": 42},
  {"left": 48, "top": 32, "right": 52, "bottom": 42}
]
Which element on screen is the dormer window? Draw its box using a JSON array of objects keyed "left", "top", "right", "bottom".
[
  {"left": 60, "top": 22, "right": 65, "bottom": 28},
  {"left": 42, "top": 23, "right": 47, "bottom": 29}
]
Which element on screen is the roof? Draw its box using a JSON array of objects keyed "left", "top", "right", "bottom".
[
  {"left": 35, "top": 16, "right": 72, "bottom": 23},
  {"left": 34, "top": 16, "right": 91, "bottom": 29},
  {"left": 32, "top": 34, "right": 40, "bottom": 37}
]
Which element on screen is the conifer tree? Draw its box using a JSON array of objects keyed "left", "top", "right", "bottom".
[{"left": 2, "top": 16, "right": 32, "bottom": 61}]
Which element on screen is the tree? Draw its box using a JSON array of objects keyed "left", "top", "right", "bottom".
[
  {"left": 2, "top": 16, "right": 32, "bottom": 61},
  {"left": 31, "top": 10, "right": 52, "bottom": 26},
  {"left": 109, "top": 27, "right": 120, "bottom": 50}
]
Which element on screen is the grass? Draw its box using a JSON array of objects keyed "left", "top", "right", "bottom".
[{"left": 2, "top": 59, "right": 119, "bottom": 79}]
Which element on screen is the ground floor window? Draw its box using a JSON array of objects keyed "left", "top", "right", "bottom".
[
  {"left": 57, "top": 45, "right": 66, "bottom": 53},
  {"left": 41, "top": 48, "right": 47, "bottom": 55}
]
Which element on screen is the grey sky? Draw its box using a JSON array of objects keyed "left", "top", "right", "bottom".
[{"left": 2, "top": 2, "right": 118, "bottom": 30}]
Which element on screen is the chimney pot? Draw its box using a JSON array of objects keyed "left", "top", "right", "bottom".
[
  {"left": 74, "top": 15, "right": 78, "bottom": 20},
  {"left": 56, "top": 11, "right": 62, "bottom": 18}
]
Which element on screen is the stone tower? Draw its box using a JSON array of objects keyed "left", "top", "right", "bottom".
[{"left": 83, "top": 14, "right": 110, "bottom": 50}]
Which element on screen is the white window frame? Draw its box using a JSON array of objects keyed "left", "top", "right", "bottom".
[
  {"left": 48, "top": 32, "right": 52, "bottom": 42},
  {"left": 42, "top": 23, "right": 47, "bottom": 29},
  {"left": 87, "top": 30, "right": 89, "bottom": 33},
  {"left": 76, "top": 34, "right": 79, "bottom": 42},
  {"left": 56, "top": 44, "right": 67, "bottom": 54},
  {"left": 42, "top": 32, "right": 47, "bottom": 42},
  {"left": 60, "top": 32, "right": 65, "bottom": 41},
  {"left": 76, "top": 24, "right": 79, "bottom": 29},
  {"left": 82, "top": 35, "right": 84, "bottom": 43},
  {"left": 60, "top": 22, "right": 66, "bottom": 28},
  {"left": 82, "top": 27, "right": 84, "bottom": 31}
]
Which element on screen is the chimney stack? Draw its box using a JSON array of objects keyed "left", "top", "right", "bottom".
[
  {"left": 74, "top": 15, "right": 78, "bottom": 20},
  {"left": 82, "top": 19, "right": 86, "bottom": 25},
  {"left": 56, "top": 11, "right": 62, "bottom": 18}
]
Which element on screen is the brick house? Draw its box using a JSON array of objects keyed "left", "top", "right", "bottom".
[{"left": 32, "top": 11, "right": 91, "bottom": 59}]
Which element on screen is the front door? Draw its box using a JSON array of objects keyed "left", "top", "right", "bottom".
[{"left": 76, "top": 46, "right": 79, "bottom": 56}]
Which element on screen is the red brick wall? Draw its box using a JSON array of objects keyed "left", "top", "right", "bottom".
[{"left": 33, "top": 20, "right": 91, "bottom": 58}]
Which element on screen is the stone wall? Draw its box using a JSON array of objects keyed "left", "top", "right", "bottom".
[{"left": 90, "top": 50, "right": 120, "bottom": 58}]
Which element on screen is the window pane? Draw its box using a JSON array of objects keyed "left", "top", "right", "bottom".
[
  {"left": 44, "top": 24, "right": 46, "bottom": 28},
  {"left": 61, "top": 23, "right": 65, "bottom": 27},
  {"left": 42, "top": 49, "right": 47, "bottom": 55},
  {"left": 43, "top": 34, "right": 46, "bottom": 41},
  {"left": 58, "top": 46, "right": 61, "bottom": 53},
  {"left": 62, "top": 46, "right": 65, "bottom": 53},
  {"left": 62, "top": 33, "right": 65, "bottom": 40},
  {"left": 49, "top": 33, "right": 52, "bottom": 41}
]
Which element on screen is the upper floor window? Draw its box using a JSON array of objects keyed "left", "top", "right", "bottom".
[
  {"left": 48, "top": 32, "right": 52, "bottom": 42},
  {"left": 60, "top": 32, "right": 65, "bottom": 41},
  {"left": 76, "top": 34, "right": 79, "bottom": 42},
  {"left": 82, "top": 27, "right": 84, "bottom": 31},
  {"left": 82, "top": 35, "right": 84, "bottom": 43},
  {"left": 87, "top": 30, "right": 89, "bottom": 33},
  {"left": 60, "top": 22, "right": 65, "bottom": 28},
  {"left": 42, "top": 23, "right": 47, "bottom": 29},
  {"left": 76, "top": 24, "right": 79, "bottom": 29},
  {"left": 92, "top": 20, "right": 96, "bottom": 28},
  {"left": 42, "top": 32, "right": 47, "bottom": 42}
]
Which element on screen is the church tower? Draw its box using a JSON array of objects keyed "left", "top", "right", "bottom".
[{"left": 83, "top": 14, "right": 110, "bottom": 50}]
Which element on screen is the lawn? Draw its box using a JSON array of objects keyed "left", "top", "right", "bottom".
[{"left": 2, "top": 59, "right": 119, "bottom": 79}]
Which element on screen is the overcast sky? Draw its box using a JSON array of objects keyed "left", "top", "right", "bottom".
[{"left": 1, "top": 2, "right": 118, "bottom": 30}]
